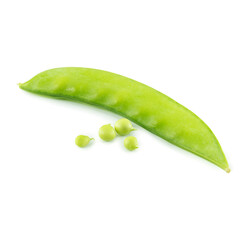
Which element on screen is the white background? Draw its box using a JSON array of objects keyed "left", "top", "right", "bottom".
[{"left": 0, "top": 0, "right": 240, "bottom": 239}]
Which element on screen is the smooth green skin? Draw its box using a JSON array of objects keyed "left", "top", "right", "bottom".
[
  {"left": 75, "top": 135, "right": 94, "bottom": 148},
  {"left": 124, "top": 136, "right": 138, "bottom": 151},
  {"left": 99, "top": 124, "right": 116, "bottom": 141},
  {"left": 19, "top": 67, "right": 230, "bottom": 172},
  {"left": 115, "top": 118, "right": 135, "bottom": 136}
]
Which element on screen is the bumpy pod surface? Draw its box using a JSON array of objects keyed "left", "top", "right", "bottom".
[{"left": 19, "top": 67, "right": 230, "bottom": 172}]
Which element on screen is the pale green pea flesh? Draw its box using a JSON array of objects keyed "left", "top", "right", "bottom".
[
  {"left": 114, "top": 118, "right": 135, "bottom": 136},
  {"left": 19, "top": 67, "right": 230, "bottom": 172},
  {"left": 124, "top": 136, "right": 138, "bottom": 151},
  {"left": 99, "top": 124, "right": 116, "bottom": 141},
  {"left": 75, "top": 135, "right": 93, "bottom": 148}
]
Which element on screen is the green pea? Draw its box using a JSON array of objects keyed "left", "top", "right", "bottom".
[
  {"left": 75, "top": 135, "right": 94, "bottom": 148},
  {"left": 124, "top": 136, "right": 138, "bottom": 151},
  {"left": 99, "top": 124, "right": 116, "bottom": 141},
  {"left": 19, "top": 67, "right": 230, "bottom": 172},
  {"left": 114, "top": 118, "right": 135, "bottom": 136}
]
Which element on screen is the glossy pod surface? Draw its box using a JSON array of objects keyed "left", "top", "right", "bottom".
[{"left": 19, "top": 67, "right": 230, "bottom": 172}]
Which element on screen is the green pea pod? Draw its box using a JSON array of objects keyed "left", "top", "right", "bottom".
[{"left": 19, "top": 67, "right": 230, "bottom": 172}]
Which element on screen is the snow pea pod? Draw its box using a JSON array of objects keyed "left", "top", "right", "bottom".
[{"left": 19, "top": 67, "right": 230, "bottom": 172}]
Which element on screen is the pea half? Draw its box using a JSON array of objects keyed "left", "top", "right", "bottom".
[
  {"left": 75, "top": 135, "right": 94, "bottom": 148},
  {"left": 114, "top": 118, "right": 135, "bottom": 136},
  {"left": 124, "top": 136, "right": 138, "bottom": 151},
  {"left": 99, "top": 124, "right": 116, "bottom": 141}
]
